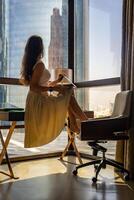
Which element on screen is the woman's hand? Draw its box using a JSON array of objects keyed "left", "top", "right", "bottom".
[
  {"left": 48, "top": 81, "right": 56, "bottom": 87},
  {"left": 48, "top": 74, "right": 64, "bottom": 87},
  {"left": 57, "top": 74, "right": 64, "bottom": 82}
]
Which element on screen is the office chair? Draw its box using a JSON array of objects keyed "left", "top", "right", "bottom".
[{"left": 73, "top": 90, "right": 132, "bottom": 182}]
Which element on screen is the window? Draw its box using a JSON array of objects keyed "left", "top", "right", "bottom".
[
  {"left": 5, "top": 0, "right": 68, "bottom": 107},
  {"left": 74, "top": 0, "right": 122, "bottom": 112},
  {"left": 0, "top": 0, "right": 123, "bottom": 159},
  {"left": 0, "top": 0, "right": 69, "bottom": 157},
  {"left": 74, "top": 0, "right": 122, "bottom": 82},
  {"left": 5, "top": 0, "right": 68, "bottom": 77},
  {"left": 74, "top": 0, "right": 122, "bottom": 159}
]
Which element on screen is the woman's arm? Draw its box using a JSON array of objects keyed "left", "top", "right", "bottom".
[
  {"left": 19, "top": 78, "right": 29, "bottom": 86},
  {"left": 30, "top": 63, "right": 65, "bottom": 94},
  {"left": 30, "top": 62, "right": 49, "bottom": 93}
]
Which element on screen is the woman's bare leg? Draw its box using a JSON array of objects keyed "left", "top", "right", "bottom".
[
  {"left": 67, "top": 93, "right": 88, "bottom": 133},
  {"left": 68, "top": 107, "right": 80, "bottom": 133},
  {"left": 69, "top": 93, "right": 88, "bottom": 121}
]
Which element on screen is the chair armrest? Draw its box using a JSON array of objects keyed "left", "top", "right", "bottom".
[{"left": 83, "top": 115, "right": 124, "bottom": 122}]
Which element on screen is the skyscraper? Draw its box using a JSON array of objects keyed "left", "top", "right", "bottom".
[
  {"left": 75, "top": 0, "right": 89, "bottom": 110},
  {"left": 62, "top": 0, "right": 68, "bottom": 68},
  {"left": 48, "top": 0, "right": 68, "bottom": 70},
  {"left": 48, "top": 0, "right": 89, "bottom": 109},
  {"left": 48, "top": 8, "right": 63, "bottom": 70}
]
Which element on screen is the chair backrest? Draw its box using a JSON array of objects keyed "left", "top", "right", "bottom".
[
  {"left": 111, "top": 90, "right": 132, "bottom": 118},
  {"left": 80, "top": 90, "right": 132, "bottom": 141}
]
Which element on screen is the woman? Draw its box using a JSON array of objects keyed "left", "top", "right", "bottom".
[{"left": 20, "top": 35, "right": 88, "bottom": 148}]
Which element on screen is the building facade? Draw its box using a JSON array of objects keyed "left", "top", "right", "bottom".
[
  {"left": 48, "top": 8, "right": 63, "bottom": 70},
  {"left": 0, "top": 0, "right": 7, "bottom": 103}
]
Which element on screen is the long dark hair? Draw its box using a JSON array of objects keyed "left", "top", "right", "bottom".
[{"left": 21, "top": 35, "right": 44, "bottom": 84}]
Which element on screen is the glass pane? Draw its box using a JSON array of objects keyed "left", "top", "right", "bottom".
[
  {"left": 6, "top": 85, "right": 28, "bottom": 108},
  {"left": 0, "top": 0, "right": 69, "bottom": 157},
  {"left": 75, "top": 85, "right": 120, "bottom": 117},
  {"left": 3, "top": 0, "right": 68, "bottom": 78},
  {"left": 74, "top": 0, "right": 122, "bottom": 82}
]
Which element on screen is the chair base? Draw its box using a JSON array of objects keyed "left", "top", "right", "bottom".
[{"left": 73, "top": 157, "right": 129, "bottom": 182}]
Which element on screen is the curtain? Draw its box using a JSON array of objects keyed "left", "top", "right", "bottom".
[{"left": 116, "top": 0, "right": 134, "bottom": 179}]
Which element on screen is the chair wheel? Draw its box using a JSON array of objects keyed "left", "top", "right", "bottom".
[
  {"left": 73, "top": 170, "right": 78, "bottom": 176},
  {"left": 92, "top": 177, "right": 97, "bottom": 183},
  {"left": 124, "top": 174, "right": 129, "bottom": 181}
]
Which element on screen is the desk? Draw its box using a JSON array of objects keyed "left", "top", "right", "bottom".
[{"left": 0, "top": 103, "right": 24, "bottom": 179}]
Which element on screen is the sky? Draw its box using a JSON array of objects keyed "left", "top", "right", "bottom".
[{"left": 89, "top": 0, "right": 122, "bottom": 80}]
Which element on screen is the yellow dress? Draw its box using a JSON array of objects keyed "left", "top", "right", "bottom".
[{"left": 24, "top": 62, "right": 72, "bottom": 148}]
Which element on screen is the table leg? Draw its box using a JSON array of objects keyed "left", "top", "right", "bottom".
[{"left": 0, "top": 121, "right": 18, "bottom": 179}]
